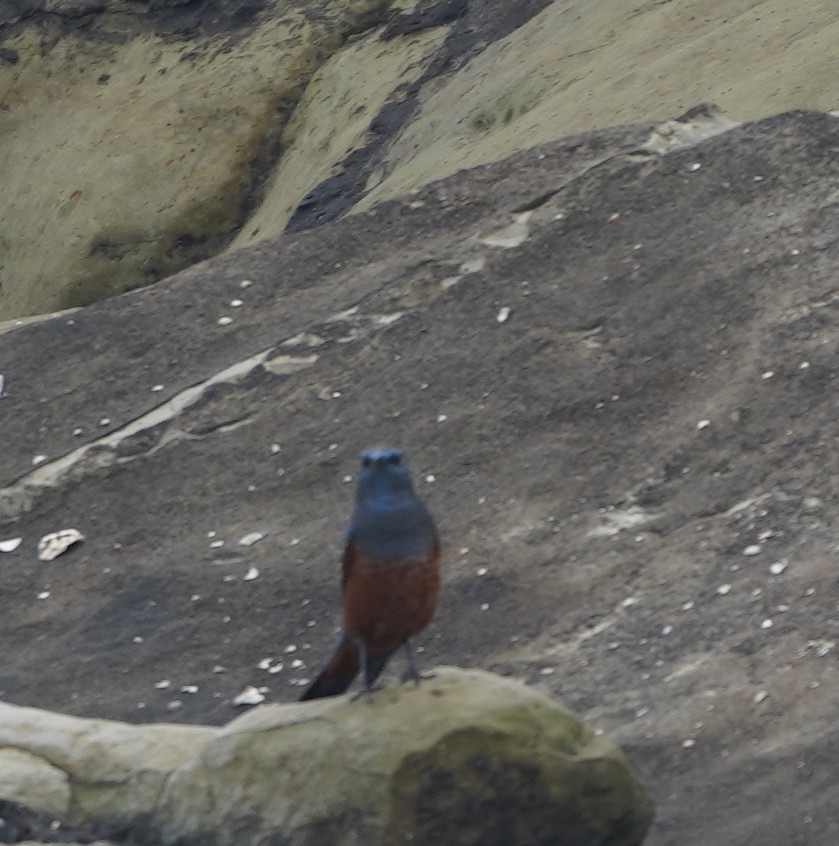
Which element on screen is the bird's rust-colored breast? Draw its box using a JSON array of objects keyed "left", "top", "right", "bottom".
[{"left": 342, "top": 542, "right": 441, "bottom": 650}]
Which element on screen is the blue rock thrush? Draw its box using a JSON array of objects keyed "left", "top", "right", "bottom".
[{"left": 300, "top": 447, "right": 441, "bottom": 700}]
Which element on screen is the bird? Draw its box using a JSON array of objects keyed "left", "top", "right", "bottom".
[{"left": 300, "top": 447, "right": 441, "bottom": 701}]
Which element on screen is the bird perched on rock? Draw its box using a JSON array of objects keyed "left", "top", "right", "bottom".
[{"left": 300, "top": 447, "right": 441, "bottom": 701}]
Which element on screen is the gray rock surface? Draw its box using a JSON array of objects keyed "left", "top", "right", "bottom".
[
  {"left": 2, "top": 108, "right": 839, "bottom": 846},
  {"left": 0, "top": 670, "right": 652, "bottom": 846}
]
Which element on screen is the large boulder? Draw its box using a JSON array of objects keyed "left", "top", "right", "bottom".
[{"left": 0, "top": 669, "right": 653, "bottom": 846}]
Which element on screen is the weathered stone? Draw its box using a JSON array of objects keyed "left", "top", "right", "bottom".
[{"left": 0, "top": 670, "right": 652, "bottom": 846}]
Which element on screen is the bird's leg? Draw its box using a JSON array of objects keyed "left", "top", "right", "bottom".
[
  {"left": 400, "top": 640, "right": 436, "bottom": 685},
  {"left": 350, "top": 638, "right": 375, "bottom": 702}
]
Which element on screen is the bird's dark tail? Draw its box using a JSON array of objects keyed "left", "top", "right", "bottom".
[
  {"left": 300, "top": 634, "right": 359, "bottom": 701},
  {"left": 300, "top": 634, "right": 398, "bottom": 701}
]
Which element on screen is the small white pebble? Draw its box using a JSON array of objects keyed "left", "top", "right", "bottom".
[
  {"left": 697, "top": 419, "right": 711, "bottom": 430},
  {"left": 717, "top": 584, "right": 732, "bottom": 596},
  {"left": 284, "top": 644, "right": 298, "bottom": 654},
  {"left": 437, "top": 413, "right": 448, "bottom": 423},
  {"left": 132, "top": 636, "right": 144, "bottom": 643},
  {"left": 233, "top": 686, "right": 265, "bottom": 706},
  {"left": 268, "top": 663, "right": 284, "bottom": 674},
  {"left": 342, "top": 475, "right": 352, "bottom": 483},
  {"left": 99, "top": 417, "right": 111, "bottom": 426},
  {"left": 239, "top": 279, "right": 253, "bottom": 288},
  {"left": 661, "top": 624, "right": 673, "bottom": 636},
  {"left": 270, "top": 443, "right": 281, "bottom": 454},
  {"left": 791, "top": 249, "right": 800, "bottom": 256},
  {"left": 425, "top": 474, "right": 436, "bottom": 483},
  {"left": 688, "top": 162, "right": 702, "bottom": 172},
  {"left": 480, "top": 603, "right": 490, "bottom": 611},
  {"left": 217, "top": 316, "right": 233, "bottom": 326},
  {"left": 770, "top": 560, "right": 788, "bottom": 575},
  {"left": 681, "top": 600, "right": 694, "bottom": 611},
  {"left": 620, "top": 597, "right": 638, "bottom": 608},
  {"left": 754, "top": 690, "right": 769, "bottom": 704},
  {"left": 290, "top": 659, "right": 305, "bottom": 669},
  {"left": 539, "top": 667, "right": 556, "bottom": 675},
  {"left": 230, "top": 299, "right": 244, "bottom": 307},
  {"left": 181, "top": 685, "right": 199, "bottom": 694},
  {"left": 761, "top": 370, "right": 774, "bottom": 380},
  {"left": 37, "top": 591, "right": 50, "bottom": 600},
  {"left": 72, "top": 427, "right": 83, "bottom": 436},
  {"left": 799, "top": 361, "right": 810, "bottom": 370},
  {"left": 682, "top": 738, "right": 696, "bottom": 748},
  {"left": 743, "top": 544, "right": 762, "bottom": 556},
  {"left": 207, "top": 530, "right": 217, "bottom": 538},
  {"left": 151, "top": 384, "right": 164, "bottom": 392},
  {"left": 753, "top": 175, "right": 764, "bottom": 182},
  {"left": 496, "top": 306, "right": 511, "bottom": 323},
  {"left": 760, "top": 618, "right": 773, "bottom": 630},
  {"left": 154, "top": 680, "right": 171, "bottom": 690},
  {"left": 476, "top": 567, "right": 488, "bottom": 576},
  {"left": 243, "top": 567, "right": 259, "bottom": 582},
  {"left": 289, "top": 538, "right": 300, "bottom": 547},
  {"left": 166, "top": 700, "right": 184, "bottom": 712},
  {"left": 210, "top": 540, "right": 225, "bottom": 549},
  {"left": 32, "top": 454, "right": 48, "bottom": 465}
]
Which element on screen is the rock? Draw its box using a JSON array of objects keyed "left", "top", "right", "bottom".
[
  {"left": 2, "top": 107, "right": 839, "bottom": 846},
  {"left": 2, "top": 0, "right": 838, "bottom": 318},
  {"left": 0, "top": 670, "right": 652, "bottom": 846}
]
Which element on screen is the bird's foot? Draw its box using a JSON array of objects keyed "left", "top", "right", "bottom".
[{"left": 401, "top": 668, "right": 436, "bottom": 687}]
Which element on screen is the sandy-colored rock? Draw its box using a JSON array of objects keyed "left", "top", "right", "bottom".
[
  {"left": 0, "top": 671, "right": 651, "bottom": 846},
  {"left": 0, "top": 0, "right": 400, "bottom": 318},
  {"left": 359, "top": 0, "right": 839, "bottom": 209},
  {"left": 0, "top": 749, "right": 70, "bottom": 816},
  {"left": 0, "top": 701, "right": 212, "bottom": 822}
]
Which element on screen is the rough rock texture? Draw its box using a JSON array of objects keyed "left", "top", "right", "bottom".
[
  {"left": 1, "top": 0, "right": 838, "bottom": 317},
  {"left": 2, "top": 108, "right": 839, "bottom": 845},
  {"left": 0, "top": 670, "right": 653, "bottom": 846}
]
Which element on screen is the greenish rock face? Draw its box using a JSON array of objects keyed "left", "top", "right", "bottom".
[{"left": 2, "top": 0, "right": 837, "bottom": 320}]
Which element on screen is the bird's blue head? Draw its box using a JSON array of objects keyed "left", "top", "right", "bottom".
[{"left": 355, "top": 447, "right": 415, "bottom": 505}]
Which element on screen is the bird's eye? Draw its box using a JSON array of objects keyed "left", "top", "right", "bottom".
[{"left": 387, "top": 452, "right": 401, "bottom": 465}]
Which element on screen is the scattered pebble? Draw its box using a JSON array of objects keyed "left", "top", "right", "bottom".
[
  {"left": 230, "top": 299, "right": 244, "bottom": 308},
  {"left": 72, "top": 427, "right": 83, "bottom": 436},
  {"left": 99, "top": 417, "right": 111, "bottom": 426},
  {"left": 425, "top": 474, "right": 436, "bottom": 483},
  {"left": 239, "top": 531, "right": 267, "bottom": 547},
  {"left": 696, "top": 419, "right": 711, "bottom": 430},
  {"left": 210, "top": 539, "right": 225, "bottom": 549},
  {"left": 270, "top": 443, "right": 281, "bottom": 455},
  {"left": 38, "top": 529, "right": 85, "bottom": 561},
  {"left": 476, "top": 567, "right": 488, "bottom": 576},
  {"left": 132, "top": 636, "right": 144, "bottom": 643},
  {"left": 620, "top": 596, "right": 638, "bottom": 608},
  {"left": 239, "top": 279, "right": 253, "bottom": 288},
  {"left": 717, "top": 584, "right": 732, "bottom": 596},
  {"left": 37, "top": 591, "right": 50, "bottom": 600},
  {"left": 496, "top": 306, "right": 511, "bottom": 324},
  {"left": 661, "top": 624, "right": 673, "bottom": 636},
  {"left": 283, "top": 644, "right": 298, "bottom": 654},
  {"left": 753, "top": 690, "right": 769, "bottom": 704},
  {"left": 0, "top": 537, "right": 22, "bottom": 553},
  {"left": 682, "top": 738, "right": 696, "bottom": 748},
  {"left": 154, "top": 680, "right": 171, "bottom": 690},
  {"left": 743, "top": 544, "right": 762, "bottom": 556},
  {"left": 436, "top": 413, "right": 448, "bottom": 423},
  {"left": 687, "top": 162, "right": 702, "bottom": 172},
  {"left": 32, "top": 454, "right": 47, "bottom": 466},
  {"left": 0, "top": 374, "right": 4, "bottom": 397},
  {"left": 151, "top": 384, "right": 164, "bottom": 392},
  {"left": 760, "top": 618, "right": 773, "bottom": 630},
  {"left": 167, "top": 700, "right": 184, "bottom": 712},
  {"left": 233, "top": 686, "right": 265, "bottom": 706},
  {"left": 761, "top": 370, "right": 774, "bottom": 380},
  {"left": 268, "top": 663, "right": 284, "bottom": 674},
  {"left": 217, "top": 316, "right": 233, "bottom": 326},
  {"left": 290, "top": 659, "right": 305, "bottom": 669},
  {"left": 681, "top": 600, "right": 694, "bottom": 611},
  {"left": 181, "top": 685, "right": 199, "bottom": 694},
  {"left": 243, "top": 567, "right": 259, "bottom": 582},
  {"left": 769, "top": 560, "right": 788, "bottom": 575}
]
